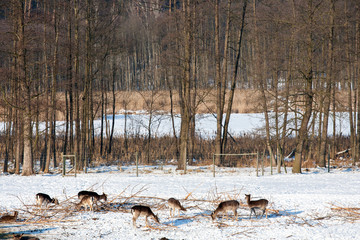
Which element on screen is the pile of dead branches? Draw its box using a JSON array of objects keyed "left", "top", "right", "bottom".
[{"left": 330, "top": 204, "right": 360, "bottom": 222}]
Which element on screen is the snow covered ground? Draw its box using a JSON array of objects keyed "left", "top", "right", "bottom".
[{"left": 1, "top": 165, "right": 360, "bottom": 239}]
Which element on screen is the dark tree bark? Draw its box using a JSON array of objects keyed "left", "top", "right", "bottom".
[{"left": 178, "top": 0, "right": 192, "bottom": 171}]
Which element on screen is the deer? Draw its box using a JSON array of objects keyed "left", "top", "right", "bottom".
[
  {"left": 167, "top": 198, "right": 186, "bottom": 217},
  {"left": 36, "top": 193, "right": 59, "bottom": 208},
  {"left": 76, "top": 195, "right": 95, "bottom": 211},
  {"left": 131, "top": 205, "right": 160, "bottom": 227},
  {"left": 78, "top": 190, "right": 107, "bottom": 203},
  {"left": 245, "top": 194, "right": 268, "bottom": 219},
  {"left": 0, "top": 211, "right": 18, "bottom": 222},
  {"left": 211, "top": 200, "right": 239, "bottom": 221},
  {"left": 12, "top": 233, "right": 39, "bottom": 240}
]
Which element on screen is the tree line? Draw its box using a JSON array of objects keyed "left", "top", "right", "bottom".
[{"left": 0, "top": 0, "right": 359, "bottom": 175}]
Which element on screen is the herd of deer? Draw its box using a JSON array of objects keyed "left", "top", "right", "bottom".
[{"left": 1, "top": 191, "right": 269, "bottom": 231}]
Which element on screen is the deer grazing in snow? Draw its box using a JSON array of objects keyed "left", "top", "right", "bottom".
[
  {"left": 12, "top": 233, "right": 40, "bottom": 240},
  {"left": 245, "top": 194, "right": 268, "bottom": 219},
  {"left": 167, "top": 198, "right": 186, "bottom": 217},
  {"left": 0, "top": 211, "right": 18, "bottom": 222},
  {"left": 211, "top": 200, "right": 240, "bottom": 221},
  {"left": 131, "top": 205, "right": 160, "bottom": 227},
  {"left": 76, "top": 195, "right": 95, "bottom": 211},
  {"left": 78, "top": 190, "right": 107, "bottom": 203},
  {"left": 36, "top": 193, "right": 59, "bottom": 208}
]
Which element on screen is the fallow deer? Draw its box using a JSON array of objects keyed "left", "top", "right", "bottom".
[
  {"left": 0, "top": 211, "right": 18, "bottom": 222},
  {"left": 211, "top": 200, "right": 239, "bottom": 221},
  {"left": 245, "top": 194, "right": 268, "bottom": 219},
  {"left": 76, "top": 195, "right": 95, "bottom": 211},
  {"left": 131, "top": 205, "right": 160, "bottom": 227},
  {"left": 168, "top": 198, "right": 186, "bottom": 217},
  {"left": 36, "top": 193, "right": 59, "bottom": 208},
  {"left": 78, "top": 190, "right": 107, "bottom": 203},
  {"left": 12, "top": 233, "right": 40, "bottom": 240}
]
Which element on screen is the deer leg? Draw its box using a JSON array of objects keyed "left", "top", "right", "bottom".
[
  {"left": 132, "top": 216, "right": 137, "bottom": 227},
  {"left": 261, "top": 208, "right": 267, "bottom": 219},
  {"left": 252, "top": 208, "right": 258, "bottom": 218},
  {"left": 145, "top": 216, "right": 149, "bottom": 227},
  {"left": 132, "top": 212, "right": 139, "bottom": 228}
]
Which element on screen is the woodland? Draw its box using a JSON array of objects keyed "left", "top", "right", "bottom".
[{"left": 0, "top": 0, "right": 359, "bottom": 175}]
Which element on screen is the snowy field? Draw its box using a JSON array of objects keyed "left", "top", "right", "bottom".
[{"left": 1, "top": 165, "right": 360, "bottom": 239}]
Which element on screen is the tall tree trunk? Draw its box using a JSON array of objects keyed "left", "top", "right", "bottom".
[
  {"left": 64, "top": 90, "right": 69, "bottom": 155},
  {"left": 319, "top": 0, "right": 335, "bottom": 167},
  {"left": 50, "top": 2, "right": 59, "bottom": 169},
  {"left": 293, "top": 0, "right": 315, "bottom": 173},
  {"left": 74, "top": 0, "right": 81, "bottom": 170},
  {"left": 100, "top": 69, "right": 104, "bottom": 156},
  {"left": 189, "top": 2, "right": 197, "bottom": 164},
  {"left": 107, "top": 57, "right": 116, "bottom": 156},
  {"left": 345, "top": 0, "right": 356, "bottom": 165},
  {"left": 253, "top": 0, "right": 275, "bottom": 167},
  {"left": 42, "top": 0, "right": 50, "bottom": 173},
  {"left": 3, "top": 107, "right": 11, "bottom": 173},
  {"left": 214, "top": 0, "right": 222, "bottom": 165},
  {"left": 19, "top": 0, "right": 33, "bottom": 176},
  {"left": 22, "top": 82, "right": 33, "bottom": 176},
  {"left": 178, "top": 0, "right": 192, "bottom": 171},
  {"left": 217, "top": 0, "right": 231, "bottom": 163},
  {"left": 166, "top": 71, "right": 179, "bottom": 160},
  {"left": 222, "top": 0, "right": 247, "bottom": 152},
  {"left": 12, "top": 1, "right": 21, "bottom": 174},
  {"left": 67, "top": 0, "right": 73, "bottom": 155},
  {"left": 357, "top": 16, "right": 360, "bottom": 164}
]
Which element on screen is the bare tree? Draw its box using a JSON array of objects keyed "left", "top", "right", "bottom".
[
  {"left": 292, "top": 0, "right": 320, "bottom": 173},
  {"left": 178, "top": 0, "right": 192, "bottom": 171}
]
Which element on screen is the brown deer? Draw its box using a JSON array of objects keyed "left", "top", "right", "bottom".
[
  {"left": 36, "top": 193, "right": 59, "bottom": 207},
  {"left": 78, "top": 190, "right": 107, "bottom": 203},
  {"left": 245, "top": 194, "right": 268, "bottom": 219},
  {"left": 76, "top": 196, "right": 95, "bottom": 211},
  {"left": 0, "top": 211, "right": 18, "bottom": 222},
  {"left": 12, "top": 233, "right": 40, "bottom": 240},
  {"left": 168, "top": 198, "right": 186, "bottom": 217},
  {"left": 131, "top": 205, "right": 160, "bottom": 227},
  {"left": 211, "top": 200, "right": 239, "bottom": 221}
]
